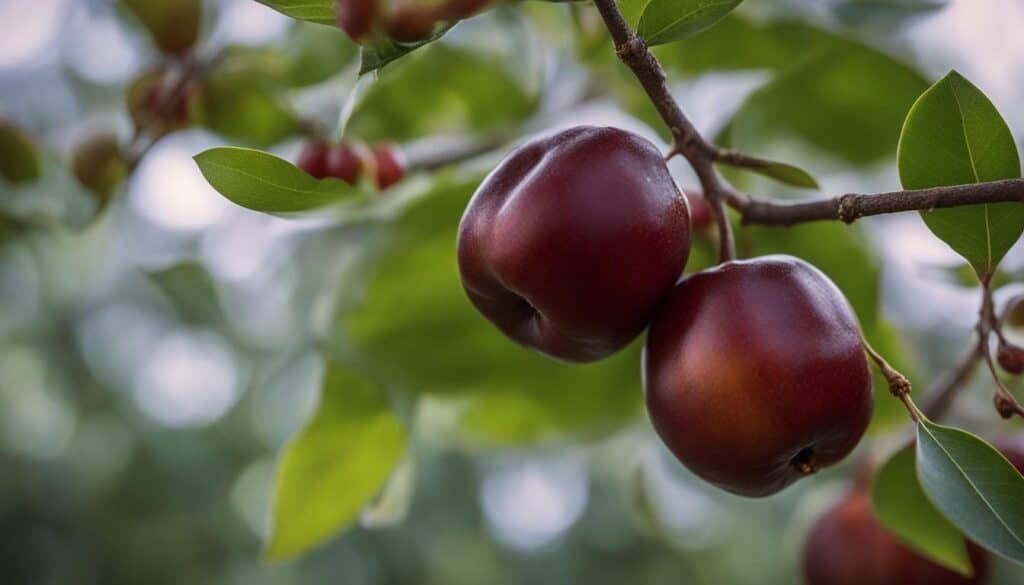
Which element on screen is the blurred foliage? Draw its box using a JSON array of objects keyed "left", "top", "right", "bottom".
[{"left": 2, "top": 0, "right": 1024, "bottom": 584}]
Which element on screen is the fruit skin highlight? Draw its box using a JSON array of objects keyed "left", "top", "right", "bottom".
[
  {"left": 643, "top": 255, "right": 873, "bottom": 497},
  {"left": 803, "top": 488, "right": 989, "bottom": 585},
  {"left": 457, "top": 125, "right": 691, "bottom": 363}
]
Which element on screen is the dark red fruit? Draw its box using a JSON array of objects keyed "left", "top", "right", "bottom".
[
  {"left": 126, "top": 68, "right": 195, "bottom": 136},
  {"left": 457, "top": 125, "right": 691, "bottom": 363},
  {"left": 325, "top": 142, "right": 366, "bottom": 184},
  {"left": 686, "top": 190, "right": 713, "bottom": 231},
  {"left": 336, "top": 0, "right": 378, "bottom": 43},
  {"left": 997, "top": 341, "right": 1024, "bottom": 375},
  {"left": 386, "top": 5, "right": 437, "bottom": 43},
  {"left": 296, "top": 141, "right": 330, "bottom": 179},
  {"left": 434, "top": 0, "right": 489, "bottom": 20},
  {"left": 644, "top": 255, "right": 872, "bottom": 496},
  {"left": 373, "top": 143, "right": 407, "bottom": 189},
  {"left": 803, "top": 489, "right": 988, "bottom": 585},
  {"left": 991, "top": 435, "right": 1024, "bottom": 474}
]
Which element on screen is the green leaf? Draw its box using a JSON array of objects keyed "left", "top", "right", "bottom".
[
  {"left": 872, "top": 444, "right": 973, "bottom": 575},
  {"left": 280, "top": 21, "right": 359, "bottom": 86},
  {"left": 652, "top": 16, "right": 838, "bottom": 76},
  {"left": 194, "top": 147, "right": 363, "bottom": 213},
  {"left": 636, "top": 0, "right": 744, "bottom": 46},
  {"left": 0, "top": 120, "right": 42, "bottom": 184},
  {"left": 832, "top": 0, "right": 948, "bottom": 29},
  {"left": 253, "top": 0, "right": 336, "bottom": 25},
  {"left": 192, "top": 57, "right": 299, "bottom": 147},
  {"left": 359, "top": 24, "right": 455, "bottom": 74},
  {"left": 266, "top": 361, "right": 407, "bottom": 561},
  {"left": 148, "top": 263, "right": 225, "bottom": 325},
  {"left": 916, "top": 420, "right": 1024, "bottom": 564},
  {"left": 728, "top": 158, "right": 819, "bottom": 189},
  {"left": 334, "top": 174, "right": 642, "bottom": 445},
  {"left": 898, "top": 71, "right": 1023, "bottom": 278},
  {"left": 726, "top": 41, "right": 928, "bottom": 166},
  {"left": 349, "top": 42, "right": 539, "bottom": 142}
]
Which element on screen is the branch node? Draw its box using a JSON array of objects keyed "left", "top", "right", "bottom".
[{"left": 837, "top": 194, "right": 860, "bottom": 224}]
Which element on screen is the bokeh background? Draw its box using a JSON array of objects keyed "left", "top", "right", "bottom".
[{"left": 2, "top": 0, "right": 1024, "bottom": 583}]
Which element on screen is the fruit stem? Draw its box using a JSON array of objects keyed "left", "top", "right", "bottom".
[
  {"left": 863, "top": 339, "right": 923, "bottom": 423},
  {"left": 976, "top": 280, "right": 1024, "bottom": 420}
]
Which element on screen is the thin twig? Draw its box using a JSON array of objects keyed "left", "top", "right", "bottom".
[
  {"left": 864, "top": 340, "right": 921, "bottom": 422},
  {"left": 919, "top": 337, "right": 984, "bottom": 420}
]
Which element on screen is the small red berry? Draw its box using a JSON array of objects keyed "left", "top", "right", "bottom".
[
  {"left": 326, "top": 142, "right": 366, "bottom": 185},
  {"left": 373, "top": 143, "right": 407, "bottom": 190},
  {"left": 296, "top": 141, "right": 330, "bottom": 179}
]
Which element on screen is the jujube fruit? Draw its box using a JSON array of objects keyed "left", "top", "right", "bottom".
[
  {"left": 803, "top": 488, "right": 989, "bottom": 585},
  {"left": 458, "top": 125, "right": 691, "bottom": 363},
  {"left": 997, "top": 341, "right": 1024, "bottom": 375},
  {"left": 685, "top": 190, "right": 712, "bottom": 231},
  {"left": 124, "top": 0, "right": 201, "bottom": 56},
  {"left": 386, "top": 5, "right": 437, "bottom": 43},
  {"left": 336, "top": 0, "right": 378, "bottom": 43},
  {"left": 325, "top": 142, "right": 366, "bottom": 185},
  {"left": 643, "top": 255, "right": 872, "bottom": 496},
  {"left": 296, "top": 141, "right": 330, "bottom": 179},
  {"left": 72, "top": 132, "right": 129, "bottom": 204},
  {"left": 372, "top": 143, "right": 407, "bottom": 189}
]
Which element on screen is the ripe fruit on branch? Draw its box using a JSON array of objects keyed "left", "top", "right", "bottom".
[
  {"left": 803, "top": 488, "right": 989, "bottom": 585},
  {"left": 685, "top": 190, "right": 712, "bottom": 231},
  {"left": 126, "top": 68, "right": 196, "bottom": 137},
  {"left": 372, "top": 143, "right": 407, "bottom": 189},
  {"left": 458, "top": 125, "right": 691, "bottom": 363},
  {"left": 997, "top": 340, "right": 1024, "bottom": 375},
  {"left": 325, "top": 142, "right": 368, "bottom": 185},
  {"left": 643, "top": 255, "right": 872, "bottom": 496},
  {"left": 296, "top": 141, "right": 330, "bottom": 180},
  {"left": 336, "top": 0, "right": 379, "bottom": 43}
]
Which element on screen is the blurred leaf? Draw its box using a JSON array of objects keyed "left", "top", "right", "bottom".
[
  {"left": 123, "top": 0, "right": 201, "bottom": 55},
  {"left": 148, "top": 263, "right": 224, "bottom": 325},
  {"left": 359, "top": 456, "right": 416, "bottom": 528},
  {"left": 633, "top": 0, "right": 745, "bottom": 47},
  {"left": 0, "top": 120, "right": 42, "bottom": 184},
  {"left": 194, "top": 147, "right": 364, "bottom": 212},
  {"left": 726, "top": 40, "right": 928, "bottom": 165},
  {"left": 872, "top": 444, "right": 973, "bottom": 575},
  {"left": 253, "top": 0, "right": 336, "bottom": 25},
  {"left": 336, "top": 174, "right": 643, "bottom": 444},
  {"left": 359, "top": 25, "right": 456, "bottom": 74},
  {"left": 832, "top": 0, "right": 948, "bottom": 29},
  {"left": 898, "top": 71, "right": 1023, "bottom": 279},
  {"left": 728, "top": 157, "right": 819, "bottom": 189},
  {"left": 349, "top": 42, "right": 539, "bottom": 142},
  {"left": 652, "top": 16, "right": 837, "bottom": 75},
  {"left": 267, "top": 361, "right": 407, "bottom": 561},
  {"left": 281, "top": 21, "right": 359, "bottom": 86},
  {"left": 192, "top": 57, "right": 299, "bottom": 147},
  {"left": 916, "top": 421, "right": 1024, "bottom": 564}
]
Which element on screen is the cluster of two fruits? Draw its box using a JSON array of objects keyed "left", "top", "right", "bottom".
[
  {"left": 457, "top": 125, "right": 872, "bottom": 498},
  {"left": 297, "top": 140, "right": 407, "bottom": 190},
  {"left": 336, "top": 0, "right": 489, "bottom": 44}
]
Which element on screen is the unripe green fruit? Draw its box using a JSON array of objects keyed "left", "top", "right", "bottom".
[
  {"left": 0, "top": 120, "right": 41, "bottom": 184},
  {"left": 123, "top": 0, "right": 202, "bottom": 56},
  {"left": 71, "top": 133, "right": 129, "bottom": 205},
  {"left": 644, "top": 255, "right": 873, "bottom": 496}
]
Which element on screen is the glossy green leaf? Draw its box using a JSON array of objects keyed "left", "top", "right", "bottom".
[
  {"left": 194, "top": 147, "right": 363, "bottom": 213},
  {"left": 253, "top": 0, "right": 336, "bottom": 25},
  {"left": 349, "top": 43, "right": 539, "bottom": 142},
  {"left": 872, "top": 444, "right": 973, "bottom": 575},
  {"left": 359, "top": 24, "right": 456, "bottom": 74},
  {"left": 266, "top": 362, "right": 407, "bottom": 560},
  {"left": 726, "top": 41, "right": 928, "bottom": 166},
  {"left": 898, "top": 71, "right": 1023, "bottom": 278},
  {"left": 916, "top": 421, "right": 1024, "bottom": 564},
  {"left": 636, "top": 0, "right": 744, "bottom": 46},
  {"left": 0, "top": 120, "right": 42, "bottom": 184},
  {"left": 334, "top": 175, "right": 642, "bottom": 445}
]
